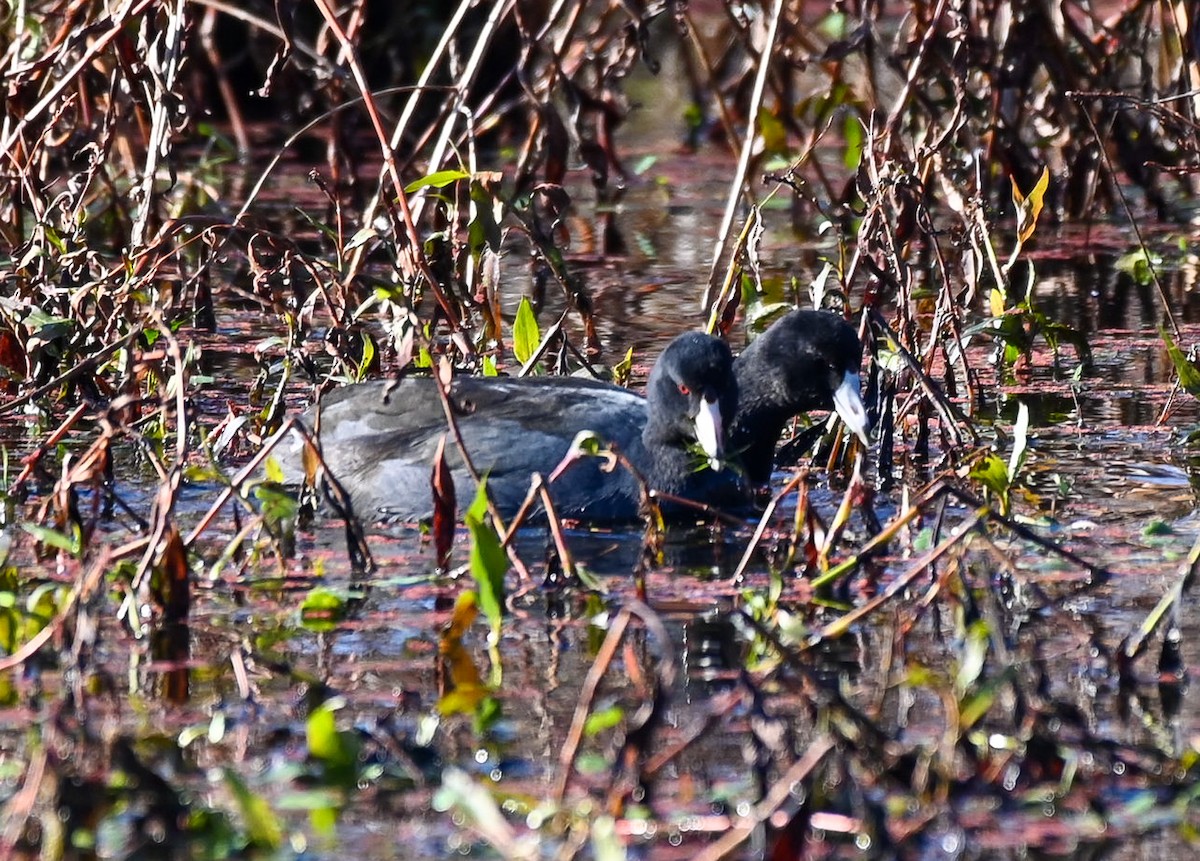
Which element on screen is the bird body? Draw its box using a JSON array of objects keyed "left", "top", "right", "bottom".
[
  {"left": 276, "top": 332, "right": 743, "bottom": 523},
  {"left": 273, "top": 311, "right": 868, "bottom": 524}
]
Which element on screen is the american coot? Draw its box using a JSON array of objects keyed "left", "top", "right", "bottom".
[
  {"left": 276, "top": 310, "right": 867, "bottom": 523},
  {"left": 277, "top": 332, "right": 745, "bottom": 523},
  {"left": 731, "top": 309, "right": 868, "bottom": 485}
]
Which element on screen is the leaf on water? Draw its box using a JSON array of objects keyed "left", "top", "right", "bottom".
[
  {"left": 632, "top": 154, "right": 658, "bottom": 175},
  {"left": 438, "top": 592, "right": 487, "bottom": 717},
  {"left": 299, "top": 587, "right": 350, "bottom": 632},
  {"left": 1161, "top": 329, "right": 1200, "bottom": 400},
  {"left": 512, "top": 296, "right": 539, "bottom": 365},
  {"left": 1012, "top": 165, "right": 1049, "bottom": 246},
  {"left": 1115, "top": 248, "right": 1160, "bottom": 286},
  {"left": 465, "top": 481, "right": 507, "bottom": 637},
  {"left": 404, "top": 169, "right": 471, "bottom": 194},
  {"left": 431, "top": 434, "right": 457, "bottom": 571}
]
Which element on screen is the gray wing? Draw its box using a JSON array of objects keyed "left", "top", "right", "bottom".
[{"left": 273, "top": 377, "right": 652, "bottom": 522}]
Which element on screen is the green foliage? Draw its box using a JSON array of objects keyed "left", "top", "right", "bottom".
[
  {"left": 1116, "top": 248, "right": 1161, "bottom": 285},
  {"left": 306, "top": 698, "right": 361, "bottom": 780},
  {"left": 969, "top": 401, "right": 1029, "bottom": 517},
  {"left": 20, "top": 523, "right": 82, "bottom": 557},
  {"left": 222, "top": 769, "right": 283, "bottom": 851},
  {"left": 583, "top": 704, "right": 624, "bottom": 736},
  {"left": 299, "top": 587, "right": 362, "bottom": 632},
  {"left": 465, "top": 480, "right": 507, "bottom": 639},
  {"left": 1161, "top": 329, "right": 1200, "bottom": 400},
  {"left": 404, "top": 169, "right": 472, "bottom": 193},
  {"left": 512, "top": 296, "right": 540, "bottom": 366}
]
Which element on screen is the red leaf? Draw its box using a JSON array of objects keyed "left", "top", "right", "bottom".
[{"left": 431, "top": 434, "right": 457, "bottom": 571}]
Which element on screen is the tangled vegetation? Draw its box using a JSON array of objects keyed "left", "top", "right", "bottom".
[{"left": 2, "top": 0, "right": 1200, "bottom": 857}]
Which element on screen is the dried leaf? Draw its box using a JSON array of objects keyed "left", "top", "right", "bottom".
[
  {"left": 154, "top": 524, "right": 190, "bottom": 624},
  {"left": 431, "top": 434, "right": 457, "bottom": 571}
]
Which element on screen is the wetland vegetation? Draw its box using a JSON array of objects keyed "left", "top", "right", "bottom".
[{"left": 4, "top": 0, "right": 1200, "bottom": 858}]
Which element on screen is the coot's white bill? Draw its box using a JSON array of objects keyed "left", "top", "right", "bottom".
[
  {"left": 832, "top": 370, "right": 870, "bottom": 444},
  {"left": 694, "top": 394, "right": 724, "bottom": 470}
]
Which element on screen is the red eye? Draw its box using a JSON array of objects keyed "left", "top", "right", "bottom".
[{"left": 678, "top": 383, "right": 690, "bottom": 395}]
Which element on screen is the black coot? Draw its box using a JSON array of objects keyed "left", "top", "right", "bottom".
[
  {"left": 277, "top": 331, "right": 744, "bottom": 523},
  {"left": 730, "top": 309, "right": 868, "bottom": 485},
  {"left": 276, "top": 310, "right": 869, "bottom": 522}
]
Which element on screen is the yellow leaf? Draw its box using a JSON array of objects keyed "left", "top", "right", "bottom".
[
  {"left": 442, "top": 591, "right": 478, "bottom": 646},
  {"left": 1012, "top": 166, "right": 1049, "bottom": 246},
  {"left": 989, "top": 288, "right": 1006, "bottom": 317}
]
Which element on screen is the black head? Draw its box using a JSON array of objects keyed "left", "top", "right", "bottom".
[
  {"left": 645, "top": 332, "right": 738, "bottom": 466},
  {"left": 732, "top": 309, "right": 868, "bottom": 482}
]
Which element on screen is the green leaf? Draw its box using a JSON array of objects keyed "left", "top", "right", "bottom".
[
  {"left": 404, "top": 169, "right": 471, "bottom": 194},
  {"left": 254, "top": 481, "right": 298, "bottom": 526},
  {"left": 299, "top": 587, "right": 353, "bottom": 632},
  {"left": 969, "top": 453, "right": 1010, "bottom": 500},
  {"left": 583, "top": 704, "right": 624, "bottom": 736},
  {"left": 263, "top": 456, "right": 285, "bottom": 483},
  {"left": 591, "top": 815, "right": 627, "bottom": 861},
  {"left": 1115, "top": 248, "right": 1160, "bottom": 285},
  {"left": 306, "top": 698, "right": 359, "bottom": 776},
  {"left": 955, "top": 621, "right": 990, "bottom": 696},
  {"left": 223, "top": 769, "right": 283, "bottom": 850},
  {"left": 1162, "top": 329, "right": 1200, "bottom": 400},
  {"left": 512, "top": 296, "right": 539, "bottom": 365},
  {"left": 757, "top": 108, "right": 787, "bottom": 156},
  {"left": 307, "top": 701, "right": 339, "bottom": 761},
  {"left": 357, "top": 331, "right": 375, "bottom": 382},
  {"left": 842, "top": 113, "right": 864, "bottom": 169},
  {"left": 465, "top": 480, "right": 507, "bottom": 637},
  {"left": 632, "top": 155, "right": 658, "bottom": 176},
  {"left": 20, "top": 523, "right": 81, "bottom": 556}
]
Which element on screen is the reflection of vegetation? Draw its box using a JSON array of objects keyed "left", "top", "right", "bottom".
[{"left": 3, "top": 0, "right": 1200, "bottom": 857}]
